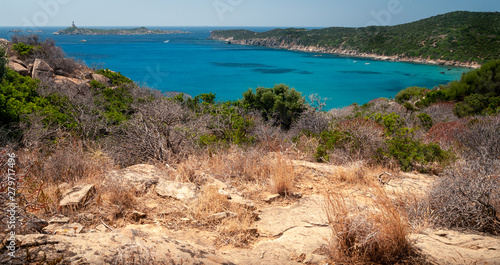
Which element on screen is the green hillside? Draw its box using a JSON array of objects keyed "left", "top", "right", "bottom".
[{"left": 211, "top": 11, "right": 500, "bottom": 64}]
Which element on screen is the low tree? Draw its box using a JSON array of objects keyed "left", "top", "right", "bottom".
[{"left": 241, "top": 84, "right": 307, "bottom": 130}]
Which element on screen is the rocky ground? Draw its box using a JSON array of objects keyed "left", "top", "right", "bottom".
[{"left": 2, "top": 159, "right": 499, "bottom": 265}]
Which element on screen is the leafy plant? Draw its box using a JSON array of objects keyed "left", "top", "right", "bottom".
[
  {"left": 13, "top": 43, "right": 37, "bottom": 57},
  {"left": 96, "top": 69, "right": 133, "bottom": 86},
  {"left": 241, "top": 84, "right": 307, "bottom": 130}
]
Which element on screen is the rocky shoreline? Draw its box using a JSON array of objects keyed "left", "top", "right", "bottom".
[{"left": 209, "top": 36, "right": 481, "bottom": 69}]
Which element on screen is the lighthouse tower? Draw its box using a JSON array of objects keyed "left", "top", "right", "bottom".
[{"left": 71, "top": 21, "right": 76, "bottom": 28}]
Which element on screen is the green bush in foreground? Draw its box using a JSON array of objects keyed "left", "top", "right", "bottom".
[{"left": 373, "top": 113, "right": 450, "bottom": 172}]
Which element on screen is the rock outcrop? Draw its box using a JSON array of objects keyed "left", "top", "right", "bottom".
[
  {"left": 59, "top": 184, "right": 96, "bottom": 209},
  {"left": 106, "top": 164, "right": 165, "bottom": 193},
  {"left": 7, "top": 58, "right": 29, "bottom": 76},
  {"left": 31, "top": 58, "right": 54, "bottom": 79}
]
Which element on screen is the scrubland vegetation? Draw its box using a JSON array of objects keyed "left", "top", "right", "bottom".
[{"left": 1, "top": 36, "right": 499, "bottom": 264}]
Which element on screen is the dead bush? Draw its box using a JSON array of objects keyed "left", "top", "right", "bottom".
[
  {"left": 192, "top": 184, "right": 229, "bottom": 222},
  {"left": 110, "top": 99, "right": 197, "bottom": 166},
  {"left": 427, "top": 120, "right": 467, "bottom": 149},
  {"left": 455, "top": 116, "right": 500, "bottom": 161},
  {"left": 205, "top": 147, "right": 272, "bottom": 183},
  {"left": 428, "top": 160, "right": 500, "bottom": 235},
  {"left": 290, "top": 109, "right": 331, "bottom": 136},
  {"left": 270, "top": 154, "right": 295, "bottom": 195},
  {"left": 422, "top": 102, "right": 457, "bottom": 124},
  {"left": 325, "top": 190, "right": 416, "bottom": 264},
  {"left": 335, "top": 118, "right": 385, "bottom": 163}
]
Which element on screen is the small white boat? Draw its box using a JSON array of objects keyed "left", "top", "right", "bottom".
[
  {"left": 353, "top": 61, "right": 357, "bottom": 63},
  {"left": 80, "top": 39, "right": 87, "bottom": 42},
  {"left": 365, "top": 63, "right": 370, "bottom": 65},
  {"left": 164, "top": 40, "right": 170, "bottom": 43}
]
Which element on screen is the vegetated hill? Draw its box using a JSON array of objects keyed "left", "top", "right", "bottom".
[
  {"left": 54, "top": 25, "right": 188, "bottom": 35},
  {"left": 210, "top": 11, "right": 500, "bottom": 64}
]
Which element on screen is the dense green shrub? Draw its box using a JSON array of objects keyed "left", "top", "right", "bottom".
[
  {"left": 373, "top": 113, "right": 450, "bottom": 171},
  {"left": 417, "top": 113, "right": 433, "bottom": 130},
  {"left": 418, "top": 60, "right": 500, "bottom": 116},
  {"left": 96, "top": 69, "right": 133, "bottom": 86},
  {"left": 313, "top": 130, "right": 348, "bottom": 162},
  {"left": 12, "top": 43, "right": 37, "bottom": 57},
  {"left": 0, "top": 69, "right": 68, "bottom": 126},
  {"left": 92, "top": 82, "right": 134, "bottom": 124},
  {"left": 395, "top": 86, "right": 427, "bottom": 104},
  {"left": 241, "top": 84, "right": 307, "bottom": 130}
]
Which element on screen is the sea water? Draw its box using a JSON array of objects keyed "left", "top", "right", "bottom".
[{"left": 0, "top": 26, "right": 470, "bottom": 109}]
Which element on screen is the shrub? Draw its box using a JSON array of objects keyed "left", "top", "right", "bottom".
[
  {"left": 427, "top": 121, "right": 466, "bottom": 148},
  {"left": 0, "top": 69, "right": 68, "bottom": 126},
  {"left": 241, "top": 84, "right": 307, "bottom": 130},
  {"left": 325, "top": 190, "right": 415, "bottom": 264},
  {"left": 429, "top": 160, "right": 500, "bottom": 235},
  {"left": 96, "top": 69, "right": 133, "bottom": 86},
  {"left": 395, "top": 86, "right": 428, "bottom": 104},
  {"left": 373, "top": 113, "right": 450, "bottom": 172},
  {"left": 417, "top": 113, "right": 433, "bottom": 130},
  {"left": 422, "top": 102, "right": 457, "bottom": 124},
  {"left": 0, "top": 46, "right": 7, "bottom": 80},
  {"left": 110, "top": 99, "right": 194, "bottom": 166},
  {"left": 455, "top": 116, "right": 500, "bottom": 161},
  {"left": 13, "top": 42, "right": 37, "bottom": 57},
  {"left": 11, "top": 34, "right": 81, "bottom": 74},
  {"left": 271, "top": 154, "right": 295, "bottom": 195}
]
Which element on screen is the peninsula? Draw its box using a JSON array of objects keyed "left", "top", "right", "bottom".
[
  {"left": 54, "top": 22, "right": 188, "bottom": 35},
  {"left": 210, "top": 11, "right": 500, "bottom": 68}
]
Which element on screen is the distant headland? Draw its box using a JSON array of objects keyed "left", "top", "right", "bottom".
[{"left": 53, "top": 22, "right": 189, "bottom": 35}]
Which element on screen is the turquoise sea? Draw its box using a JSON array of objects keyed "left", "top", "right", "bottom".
[{"left": 0, "top": 26, "right": 470, "bottom": 109}]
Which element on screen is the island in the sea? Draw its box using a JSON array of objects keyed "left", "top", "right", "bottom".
[{"left": 54, "top": 22, "right": 189, "bottom": 35}]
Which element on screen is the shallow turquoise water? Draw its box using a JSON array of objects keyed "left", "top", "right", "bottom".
[{"left": 0, "top": 27, "right": 470, "bottom": 109}]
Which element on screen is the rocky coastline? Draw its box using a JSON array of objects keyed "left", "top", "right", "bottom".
[
  {"left": 54, "top": 26, "right": 188, "bottom": 35},
  {"left": 209, "top": 35, "right": 481, "bottom": 69}
]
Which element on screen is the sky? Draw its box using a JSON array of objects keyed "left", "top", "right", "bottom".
[{"left": 1, "top": 0, "right": 499, "bottom": 28}]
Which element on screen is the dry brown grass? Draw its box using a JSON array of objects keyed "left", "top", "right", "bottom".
[
  {"left": 325, "top": 189, "right": 418, "bottom": 264},
  {"left": 190, "top": 184, "right": 256, "bottom": 248},
  {"left": 215, "top": 205, "right": 256, "bottom": 248},
  {"left": 270, "top": 154, "right": 295, "bottom": 195},
  {"left": 192, "top": 184, "right": 229, "bottom": 222},
  {"left": 204, "top": 146, "right": 272, "bottom": 183}
]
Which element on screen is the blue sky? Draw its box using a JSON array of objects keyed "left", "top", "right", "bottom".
[{"left": 1, "top": 0, "right": 499, "bottom": 28}]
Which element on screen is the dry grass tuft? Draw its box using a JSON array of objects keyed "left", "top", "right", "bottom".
[
  {"left": 270, "top": 154, "right": 295, "bottom": 195},
  {"left": 215, "top": 205, "right": 256, "bottom": 248},
  {"left": 192, "top": 184, "right": 229, "bottom": 222},
  {"left": 204, "top": 146, "right": 272, "bottom": 183},
  {"left": 325, "top": 189, "right": 418, "bottom": 264}
]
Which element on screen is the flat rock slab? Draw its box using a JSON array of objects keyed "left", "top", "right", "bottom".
[
  {"left": 410, "top": 229, "right": 500, "bottom": 265},
  {"left": 13, "top": 225, "right": 233, "bottom": 265},
  {"left": 256, "top": 195, "right": 328, "bottom": 237},
  {"left": 59, "top": 184, "right": 95, "bottom": 208},
  {"left": 106, "top": 164, "right": 165, "bottom": 192},
  {"left": 156, "top": 180, "right": 198, "bottom": 201}
]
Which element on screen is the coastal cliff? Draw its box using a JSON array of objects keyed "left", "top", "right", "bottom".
[
  {"left": 209, "top": 34, "right": 481, "bottom": 68},
  {"left": 209, "top": 11, "right": 500, "bottom": 69}
]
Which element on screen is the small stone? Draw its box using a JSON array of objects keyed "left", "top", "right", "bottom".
[
  {"left": 156, "top": 180, "right": 198, "bottom": 201},
  {"left": 44, "top": 223, "right": 83, "bottom": 235},
  {"left": 59, "top": 184, "right": 95, "bottom": 209},
  {"left": 263, "top": 194, "right": 281, "bottom": 203},
  {"left": 132, "top": 211, "right": 147, "bottom": 221},
  {"left": 95, "top": 224, "right": 107, "bottom": 233},
  {"left": 48, "top": 215, "right": 70, "bottom": 224},
  {"left": 208, "top": 211, "right": 237, "bottom": 221}
]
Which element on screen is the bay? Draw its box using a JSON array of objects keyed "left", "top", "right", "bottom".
[{"left": 0, "top": 26, "right": 469, "bottom": 109}]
